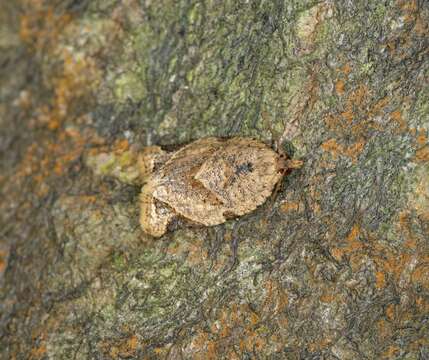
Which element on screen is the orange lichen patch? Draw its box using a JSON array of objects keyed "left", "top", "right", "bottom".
[
  {"left": 153, "top": 347, "right": 167, "bottom": 355},
  {"left": 79, "top": 195, "right": 98, "bottom": 205},
  {"left": 127, "top": 335, "right": 138, "bottom": 351},
  {"left": 192, "top": 300, "right": 276, "bottom": 357},
  {"left": 416, "top": 129, "right": 427, "bottom": 146},
  {"left": 397, "top": 0, "right": 418, "bottom": 16},
  {"left": 321, "top": 139, "right": 342, "bottom": 160},
  {"left": 329, "top": 224, "right": 368, "bottom": 267},
  {"left": 249, "top": 311, "right": 260, "bottom": 326},
  {"left": 347, "top": 85, "right": 368, "bottom": 108},
  {"left": 53, "top": 50, "right": 101, "bottom": 118},
  {"left": 376, "top": 319, "right": 390, "bottom": 342},
  {"left": 411, "top": 262, "right": 429, "bottom": 289},
  {"left": 86, "top": 143, "right": 112, "bottom": 158},
  {"left": 369, "top": 97, "right": 390, "bottom": 117},
  {"left": 375, "top": 215, "right": 429, "bottom": 291},
  {"left": 340, "top": 109, "right": 354, "bottom": 123},
  {"left": 321, "top": 139, "right": 365, "bottom": 162},
  {"left": 382, "top": 345, "right": 400, "bottom": 359},
  {"left": 386, "top": 304, "right": 395, "bottom": 320},
  {"left": 398, "top": 212, "right": 422, "bottom": 248},
  {"left": 189, "top": 330, "right": 210, "bottom": 352},
  {"left": 29, "top": 343, "right": 47, "bottom": 359},
  {"left": 5, "top": 22, "right": 105, "bottom": 199},
  {"left": 20, "top": 3, "right": 72, "bottom": 52},
  {"left": 385, "top": 39, "right": 397, "bottom": 54},
  {"left": 296, "top": 2, "right": 333, "bottom": 48},
  {"left": 416, "top": 296, "right": 429, "bottom": 313},
  {"left": 238, "top": 329, "right": 266, "bottom": 353},
  {"left": 375, "top": 271, "right": 386, "bottom": 289},
  {"left": 404, "top": 164, "right": 429, "bottom": 223},
  {"left": 109, "top": 347, "right": 119, "bottom": 358},
  {"left": 6, "top": 126, "right": 103, "bottom": 201},
  {"left": 348, "top": 253, "right": 367, "bottom": 272},
  {"left": 113, "top": 139, "right": 131, "bottom": 154},
  {"left": 372, "top": 244, "right": 413, "bottom": 285},
  {"left": 343, "top": 139, "right": 365, "bottom": 160},
  {"left": 340, "top": 63, "right": 352, "bottom": 75},
  {"left": 330, "top": 247, "right": 344, "bottom": 262},
  {"left": 320, "top": 292, "right": 335, "bottom": 303},
  {"left": 262, "top": 280, "right": 289, "bottom": 314},
  {"left": 24, "top": 46, "right": 101, "bottom": 130},
  {"left": 390, "top": 110, "right": 407, "bottom": 133},
  {"left": 347, "top": 224, "right": 361, "bottom": 244},
  {"left": 321, "top": 138, "right": 365, "bottom": 163},
  {"left": 399, "top": 210, "right": 410, "bottom": 228},
  {"left": 385, "top": 0, "right": 426, "bottom": 64},
  {"left": 206, "top": 341, "right": 222, "bottom": 360},
  {"left": 403, "top": 235, "right": 418, "bottom": 252},
  {"left": 415, "top": 146, "right": 429, "bottom": 162},
  {"left": 0, "top": 248, "right": 9, "bottom": 276},
  {"left": 308, "top": 337, "right": 333, "bottom": 352},
  {"left": 104, "top": 334, "right": 139, "bottom": 358},
  {"left": 335, "top": 80, "right": 345, "bottom": 95},
  {"left": 412, "top": 14, "right": 428, "bottom": 36},
  {"left": 323, "top": 83, "right": 408, "bottom": 138},
  {"left": 26, "top": 50, "right": 101, "bottom": 132},
  {"left": 226, "top": 351, "right": 240, "bottom": 360},
  {"left": 409, "top": 339, "right": 429, "bottom": 355}
]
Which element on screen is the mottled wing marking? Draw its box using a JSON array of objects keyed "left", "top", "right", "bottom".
[
  {"left": 154, "top": 181, "right": 226, "bottom": 226},
  {"left": 164, "top": 137, "right": 224, "bottom": 167},
  {"left": 150, "top": 138, "right": 227, "bottom": 226},
  {"left": 139, "top": 185, "right": 175, "bottom": 238},
  {"left": 137, "top": 146, "right": 169, "bottom": 180},
  {"left": 195, "top": 138, "right": 283, "bottom": 215},
  {"left": 140, "top": 137, "right": 285, "bottom": 236},
  {"left": 194, "top": 155, "right": 233, "bottom": 205}
]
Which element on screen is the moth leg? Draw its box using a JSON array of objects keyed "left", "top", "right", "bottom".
[{"left": 139, "top": 188, "right": 175, "bottom": 238}]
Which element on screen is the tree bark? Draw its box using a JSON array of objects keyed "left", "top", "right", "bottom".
[{"left": 1, "top": 0, "right": 428, "bottom": 358}]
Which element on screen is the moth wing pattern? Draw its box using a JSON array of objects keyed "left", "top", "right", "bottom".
[
  {"left": 139, "top": 185, "right": 175, "bottom": 238},
  {"left": 137, "top": 146, "right": 170, "bottom": 181},
  {"left": 149, "top": 137, "right": 227, "bottom": 226},
  {"left": 140, "top": 137, "right": 286, "bottom": 237},
  {"left": 153, "top": 183, "right": 227, "bottom": 226},
  {"left": 194, "top": 137, "right": 283, "bottom": 215},
  {"left": 164, "top": 137, "right": 225, "bottom": 167}
]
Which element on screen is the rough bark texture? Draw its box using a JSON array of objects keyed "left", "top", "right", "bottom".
[{"left": 0, "top": 0, "right": 428, "bottom": 359}]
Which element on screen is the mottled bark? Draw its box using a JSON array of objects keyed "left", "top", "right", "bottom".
[{"left": 0, "top": 0, "right": 428, "bottom": 359}]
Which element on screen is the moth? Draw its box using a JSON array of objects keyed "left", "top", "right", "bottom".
[{"left": 137, "top": 137, "right": 301, "bottom": 237}]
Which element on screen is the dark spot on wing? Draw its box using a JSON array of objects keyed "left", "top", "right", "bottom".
[{"left": 235, "top": 162, "right": 254, "bottom": 176}]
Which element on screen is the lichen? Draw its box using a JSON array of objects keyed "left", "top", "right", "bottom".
[
  {"left": 85, "top": 150, "right": 141, "bottom": 184},
  {"left": 1, "top": 0, "right": 428, "bottom": 358}
]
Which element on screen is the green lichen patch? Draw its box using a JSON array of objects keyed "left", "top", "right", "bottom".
[{"left": 85, "top": 150, "right": 141, "bottom": 184}]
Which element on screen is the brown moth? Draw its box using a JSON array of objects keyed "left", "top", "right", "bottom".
[{"left": 138, "top": 137, "right": 301, "bottom": 237}]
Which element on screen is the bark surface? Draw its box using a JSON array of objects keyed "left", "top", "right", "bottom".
[{"left": 0, "top": 0, "right": 428, "bottom": 359}]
